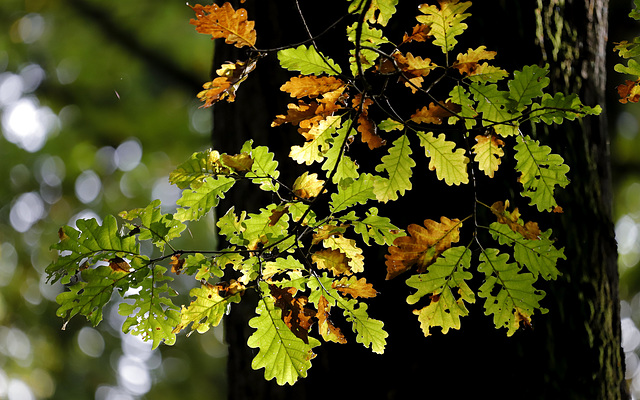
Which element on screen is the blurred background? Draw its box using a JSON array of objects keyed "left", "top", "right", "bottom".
[
  {"left": 0, "top": 0, "right": 228, "bottom": 399},
  {"left": 2, "top": 0, "right": 640, "bottom": 399}
]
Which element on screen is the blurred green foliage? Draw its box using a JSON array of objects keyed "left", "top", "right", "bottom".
[{"left": 0, "top": 0, "right": 228, "bottom": 399}]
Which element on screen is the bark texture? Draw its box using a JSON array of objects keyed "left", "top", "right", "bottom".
[{"left": 211, "top": 1, "right": 626, "bottom": 399}]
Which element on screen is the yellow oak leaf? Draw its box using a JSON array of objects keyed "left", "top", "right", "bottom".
[
  {"left": 385, "top": 217, "right": 462, "bottom": 280},
  {"left": 220, "top": 152, "right": 253, "bottom": 172},
  {"left": 293, "top": 172, "right": 325, "bottom": 199},
  {"left": 323, "top": 235, "right": 364, "bottom": 274},
  {"left": 332, "top": 276, "right": 377, "bottom": 299},
  {"left": 189, "top": 2, "right": 256, "bottom": 48},
  {"left": 312, "top": 249, "right": 351, "bottom": 276},
  {"left": 311, "top": 224, "right": 348, "bottom": 245},
  {"left": 472, "top": 133, "right": 504, "bottom": 178}
]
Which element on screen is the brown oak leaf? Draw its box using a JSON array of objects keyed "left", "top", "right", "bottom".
[
  {"left": 270, "top": 285, "right": 316, "bottom": 344},
  {"left": 189, "top": 2, "right": 256, "bottom": 48},
  {"left": 410, "top": 101, "right": 460, "bottom": 125},
  {"left": 452, "top": 46, "right": 497, "bottom": 76},
  {"left": 618, "top": 79, "right": 640, "bottom": 103},
  {"left": 385, "top": 216, "right": 462, "bottom": 280},
  {"left": 109, "top": 256, "right": 130, "bottom": 273},
  {"left": 317, "top": 295, "right": 347, "bottom": 344},
  {"left": 402, "top": 24, "right": 432, "bottom": 44},
  {"left": 353, "top": 94, "right": 385, "bottom": 149},
  {"left": 490, "top": 200, "right": 541, "bottom": 240}
]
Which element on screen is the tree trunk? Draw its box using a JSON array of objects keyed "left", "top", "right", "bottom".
[{"left": 213, "top": 1, "right": 626, "bottom": 399}]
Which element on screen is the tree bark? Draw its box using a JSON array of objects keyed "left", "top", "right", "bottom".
[{"left": 213, "top": 1, "right": 626, "bottom": 399}]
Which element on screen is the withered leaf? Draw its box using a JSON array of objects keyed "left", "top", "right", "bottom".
[
  {"left": 270, "top": 285, "right": 316, "bottom": 344},
  {"left": 332, "top": 276, "right": 377, "bottom": 299},
  {"left": 317, "top": 295, "right": 347, "bottom": 344},
  {"left": 402, "top": 24, "right": 431, "bottom": 44},
  {"left": 198, "top": 59, "right": 257, "bottom": 107},
  {"left": 385, "top": 216, "right": 462, "bottom": 280},
  {"left": 189, "top": 3, "right": 256, "bottom": 48},
  {"left": 280, "top": 75, "right": 346, "bottom": 99},
  {"left": 109, "top": 256, "right": 130, "bottom": 273},
  {"left": 618, "top": 79, "right": 640, "bottom": 103},
  {"left": 353, "top": 94, "right": 385, "bottom": 149},
  {"left": 490, "top": 200, "right": 541, "bottom": 240},
  {"left": 410, "top": 101, "right": 460, "bottom": 125},
  {"left": 170, "top": 254, "right": 185, "bottom": 274}
]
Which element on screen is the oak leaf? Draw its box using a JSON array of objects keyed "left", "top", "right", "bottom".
[
  {"left": 270, "top": 285, "right": 316, "bottom": 344},
  {"left": 109, "top": 256, "right": 130, "bottom": 273},
  {"left": 280, "top": 75, "right": 346, "bottom": 99},
  {"left": 385, "top": 216, "right": 462, "bottom": 280},
  {"left": 353, "top": 94, "right": 385, "bottom": 149},
  {"left": 311, "top": 224, "right": 348, "bottom": 246},
  {"left": 472, "top": 133, "right": 504, "bottom": 178},
  {"left": 617, "top": 79, "right": 640, "bottom": 103},
  {"left": 402, "top": 24, "right": 431, "bottom": 44},
  {"left": 317, "top": 295, "right": 347, "bottom": 344},
  {"left": 169, "top": 254, "right": 185, "bottom": 274},
  {"left": 452, "top": 46, "right": 497, "bottom": 76},
  {"left": 189, "top": 3, "right": 256, "bottom": 48},
  {"left": 392, "top": 52, "right": 436, "bottom": 93},
  {"left": 416, "top": 0, "right": 472, "bottom": 54},
  {"left": 490, "top": 200, "right": 541, "bottom": 241},
  {"left": 292, "top": 172, "right": 325, "bottom": 199},
  {"left": 312, "top": 249, "right": 351, "bottom": 276},
  {"left": 333, "top": 276, "right": 377, "bottom": 299},
  {"left": 410, "top": 101, "right": 460, "bottom": 125},
  {"left": 197, "top": 59, "right": 257, "bottom": 107}
]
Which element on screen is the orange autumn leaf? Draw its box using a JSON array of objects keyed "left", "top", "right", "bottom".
[
  {"left": 270, "top": 285, "right": 316, "bottom": 344},
  {"left": 393, "top": 51, "right": 436, "bottom": 93},
  {"left": 272, "top": 87, "right": 345, "bottom": 136},
  {"left": 452, "top": 46, "right": 497, "bottom": 76},
  {"left": 280, "top": 75, "right": 346, "bottom": 99},
  {"left": 317, "top": 295, "right": 347, "bottom": 344},
  {"left": 490, "top": 200, "right": 541, "bottom": 240},
  {"left": 189, "top": 2, "right": 256, "bottom": 48},
  {"left": 198, "top": 59, "right": 257, "bottom": 107},
  {"left": 169, "top": 254, "right": 185, "bottom": 274},
  {"left": 311, "top": 224, "right": 348, "bottom": 245},
  {"left": 402, "top": 24, "right": 432, "bottom": 44},
  {"left": 312, "top": 249, "right": 351, "bottom": 276},
  {"left": 332, "top": 276, "right": 377, "bottom": 299},
  {"left": 410, "top": 101, "right": 460, "bottom": 125},
  {"left": 617, "top": 79, "right": 640, "bottom": 103},
  {"left": 109, "top": 256, "right": 130, "bottom": 273},
  {"left": 385, "top": 216, "right": 462, "bottom": 280},
  {"left": 353, "top": 94, "right": 385, "bottom": 149}
]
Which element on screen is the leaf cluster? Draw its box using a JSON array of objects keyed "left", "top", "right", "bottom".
[{"left": 46, "top": 0, "right": 600, "bottom": 386}]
